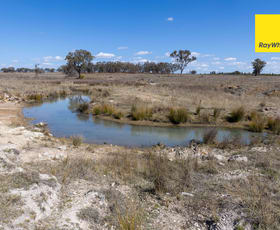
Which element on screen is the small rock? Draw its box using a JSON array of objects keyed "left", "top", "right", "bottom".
[{"left": 181, "top": 192, "right": 194, "bottom": 197}]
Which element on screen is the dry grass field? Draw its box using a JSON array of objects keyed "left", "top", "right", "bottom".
[{"left": 0, "top": 72, "right": 280, "bottom": 229}]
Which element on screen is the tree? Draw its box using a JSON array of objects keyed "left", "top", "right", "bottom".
[
  {"left": 65, "top": 49, "right": 94, "bottom": 78},
  {"left": 252, "top": 58, "right": 266, "bottom": 76},
  {"left": 170, "top": 50, "right": 196, "bottom": 74}
]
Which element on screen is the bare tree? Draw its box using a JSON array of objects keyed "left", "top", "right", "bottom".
[
  {"left": 252, "top": 58, "right": 266, "bottom": 76},
  {"left": 170, "top": 50, "right": 196, "bottom": 74}
]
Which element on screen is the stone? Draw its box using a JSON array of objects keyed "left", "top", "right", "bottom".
[{"left": 181, "top": 192, "right": 194, "bottom": 197}]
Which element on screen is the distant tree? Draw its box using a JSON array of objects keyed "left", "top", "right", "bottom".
[
  {"left": 252, "top": 58, "right": 266, "bottom": 76},
  {"left": 190, "top": 70, "right": 197, "bottom": 74},
  {"left": 170, "top": 50, "right": 196, "bottom": 74},
  {"left": 65, "top": 49, "right": 94, "bottom": 78},
  {"left": 1, "top": 67, "right": 15, "bottom": 73},
  {"left": 210, "top": 71, "right": 216, "bottom": 75}
]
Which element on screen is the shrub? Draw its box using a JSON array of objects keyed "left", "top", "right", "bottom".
[
  {"left": 92, "top": 106, "right": 101, "bottom": 115},
  {"left": 92, "top": 104, "right": 116, "bottom": 116},
  {"left": 195, "top": 105, "right": 201, "bottom": 115},
  {"left": 77, "top": 103, "right": 89, "bottom": 113},
  {"left": 213, "top": 108, "right": 221, "bottom": 121},
  {"left": 248, "top": 114, "right": 265, "bottom": 132},
  {"left": 71, "top": 136, "right": 83, "bottom": 147},
  {"left": 113, "top": 111, "right": 124, "bottom": 120},
  {"left": 226, "top": 106, "right": 245, "bottom": 123},
  {"left": 267, "top": 117, "right": 280, "bottom": 134},
  {"left": 27, "top": 94, "right": 43, "bottom": 102},
  {"left": 168, "top": 107, "right": 189, "bottom": 124},
  {"left": 131, "top": 104, "right": 153, "bottom": 121},
  {"left": 79, "top": 74, "right": 86, "bottom": 79}
]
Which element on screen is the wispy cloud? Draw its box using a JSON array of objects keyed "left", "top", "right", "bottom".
[
  {"left": 96, "top": 52, "right": 116, "bottom": 58},
  {"left": 135, "top": 51, "right": 152, "bottom": 56},
  {"left": 224, "top": 57, "right": 237, "bottom": 61},
  {"left": 191, "top": 52, "right": 200, "bottom": 57},
  {"left": 43, "top": 56, "right": 63, "bottom": 62},
  {"left": 271, "top": 57, "right": 280, "bottom": 60},
  {"left": 167, "top": 17, "right": 174, "bottom": 21},
  {"left": 117, "top": 46, "right": 128, "bottom": 50}
]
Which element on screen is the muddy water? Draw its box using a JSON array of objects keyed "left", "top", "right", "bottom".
[{"left": 23, "top": 96, "right": 264, "bottom": 147}]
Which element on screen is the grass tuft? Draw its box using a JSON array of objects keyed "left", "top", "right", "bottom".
[
  {"left": 131, "top": 104, "right": 153, "bottom": 121},
  {"left": 248, "top": 113, "right": 266, "bottom": 133},
  {"left": 168, "top": 107, "right": 189, "bottom": 124},
  {"left": 267, "top": 117, "right": 280, "bottom": 134},
  {"left": 226, "top": 106, "right": 245, "bottom": 123},
  {"left": 71, "top": 136, "right": 83, "bottom": 147}
]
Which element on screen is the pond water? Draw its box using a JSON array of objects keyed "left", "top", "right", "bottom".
[{"left": 23, "top": 96, "right": 264, "bottom": 147}]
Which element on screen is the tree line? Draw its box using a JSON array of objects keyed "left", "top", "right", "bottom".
[{"left": 1, "top": 49, "right": 268, "bottom": 77}]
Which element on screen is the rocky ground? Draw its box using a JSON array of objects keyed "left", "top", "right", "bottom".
[{"left": 0, "top": 100, "right": 280, "bottom": 230}]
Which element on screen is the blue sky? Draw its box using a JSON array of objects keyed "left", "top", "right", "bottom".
[{"left": 1, "top": 0, "right": 280, "bottom": 73}]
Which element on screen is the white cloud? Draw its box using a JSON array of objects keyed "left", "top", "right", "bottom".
[
  {"left": 224, "top": 57, "right": 237, "bottom": 61},
  {"left": 55, "top": 56, "right": 63, "bottom": 60},
  {"left": 271, "top": 57, "right": 280, "bottom": 60},
  {"left": 96, "top": 52, "right": 116, "bottom": 58},
  {"left": 219, "top": 67, "right": 225, "bottom": 70},
  {"left": 167, "top": 17, "right": 174, "bottom": 21},
  {"left": 212, "top": 61, "right": 221, "bottom": 65},
  {"left": 135, "top": 51, "right": 152, "bottom": 56},
  {"left": 117, "top": 46, "right": 128, "bottom": 50},
  {"left": 201, "top": 54, "right": 214, "bottom": 57},
  {"left": 191, "top": 52, "right": 200, "bottom": 57},
  {"left": 43, "top": 56, "right": 63, "bottom": 62},
  {"left": 42, "top": 62, "right": 52, "bottom": 66},
  {"left": 213, "top": 57, "right": 220, "bottom": 61},
  {"left": 12, "top": 60, "right": 19, "bottom": 63}
]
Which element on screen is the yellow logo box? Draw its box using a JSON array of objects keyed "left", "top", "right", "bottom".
[{"left": 255, "top": 14, "right": 280, "bottom": 52}]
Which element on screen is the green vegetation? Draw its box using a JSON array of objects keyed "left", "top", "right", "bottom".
[{"left": 168, "top": 107, "right": 189, "bottom": 124}]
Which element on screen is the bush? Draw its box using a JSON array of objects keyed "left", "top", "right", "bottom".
[
  {"left": 213, "top": 108, "right": 221, "bottom": 121},
  {"left": 79, "top": 74, "right": 86, "bottom": 79},
  {"left": 168, "top": 108, "right": 189, "bottom": 124},
  {"left": 248, "top": 114, "right": 266, "bottom": 132},
  {"left": 77, "top": 103, "right": 89, "bottom": 113},
  {"left": 113, "top": 111, "right": 124, "bottom": 120},
  {"left": 92, "top": 104, "right": 116, "bottom": 116},
  {"left": 71, "top": 136, "right": 83, "bottom": 147},
  {"left": 267, "top": 117, "right": 280, "bottom": 134},
  {"left": 27, "top": 94, "right": 43, "bottom": 102},
  {"left": 226, "top": 107, "right": 245, "bottom": 123},
  {"left": 131, "top": 105, "right": 153, "bottom": 121}
]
